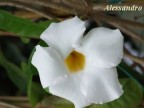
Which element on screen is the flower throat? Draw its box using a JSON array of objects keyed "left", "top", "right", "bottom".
[{"left": 65, "top": 51, "right": 85, "bottom": 73}]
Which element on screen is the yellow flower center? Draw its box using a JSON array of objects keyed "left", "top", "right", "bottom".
[{"left": 65, "top": 51, "right": 85, "bottom": 73}]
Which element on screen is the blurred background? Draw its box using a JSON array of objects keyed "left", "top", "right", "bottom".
[{"left": 0, "top": 0, "right": 144, "bottom": 108}]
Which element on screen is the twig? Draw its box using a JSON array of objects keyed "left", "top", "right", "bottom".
[
  {"left": 0, "top": 101, "right": 19, "bottom": 108},
  {"left": 0, "top": 31, "right": 16, "bottom": 36},
  {"left": 124, "top": 52, "right": 144, "bottom": 66},
  {"left": 14, "top": 10, "right": 41, "bottom": 19},
  {"left": 107, "top": 22, "right": 144, "bottom": 43},
  {"left": 0, "top": 1, "right": 55, "bottom": 19},
  {"left": 0, "top": 97, "right": 31, "bottom": 108},
  {"left": 0, "top": 96, "right": 28, "bottom": 102},
  {"left": 92, "top": 4, "right": 107, "bottom": 11},
  {"left": 135, "top": 14, "right": 144, "bottom": 20},
  {"left": 94, "top": 18, "right": 144, "bottom": 43},
  {"left": 60, "top": 0, "right": 92, "bottom": 17},
  {"left": 93, "top": 12, "right": 144, "bottom": 29},
  {"left": 0, "top": 31, "right": 38, "bottom": 39},
  {"left": 61, "top": 0, "right": 87, "bottom": 11},
  {"left": 12, "top": 0, "right": 75, "bottom": 14}
]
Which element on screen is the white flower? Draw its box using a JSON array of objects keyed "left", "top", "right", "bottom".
[{"left": 32, "top": 16, "right": 124, "bottom": 108}]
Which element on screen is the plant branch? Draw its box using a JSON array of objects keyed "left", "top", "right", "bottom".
[
  {"left": 0, "top": 101, "right": 19, "bottom": 108},
  {"left": 14, "top": 10, "right": 41, "bottom": 19},
  {"left": 93, "top": 12, "right": 144, "bottom": 29},
  {"left": 12, "top": 0, "right": 75, "bottom": 14},
  {"left": 0, "top": 96, "right": 28, "bottom": 102},
  {"left": 107, "top": 22, "right": 144, "bottom": 43},
  {"left": 94, "top": 18, "right": 144, "bottom": 43},
  {"left": 0, "top": 1, "right": 56, "bottom": 19},
  {"left": 124, "top": 52, "right": 144, "bottom": 66},
  {"left": 0, "top": 31, "right": 16, "bottom": 36}
]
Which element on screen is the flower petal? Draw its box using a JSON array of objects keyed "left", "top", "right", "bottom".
[
  {"left": 76, "top": 27, "right": 124, "bottom": 68},
  {"left": 81, "top": 67, "right": 123, "bottom": 104},
  {"left": 31, "top": 45, "right": 68, "bottom": 88},
  {"left": 49, "top": 72, "right": 91, "bottom": 108},
  {"left": 40, "top": 16, "right": 86, "bottom": 58}
]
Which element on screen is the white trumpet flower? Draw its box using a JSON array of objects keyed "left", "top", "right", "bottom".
[{"left": 32, "top": 16, "right": 124, "bottom": 108}]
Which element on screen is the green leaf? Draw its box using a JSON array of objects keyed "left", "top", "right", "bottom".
[
  {"left": 28, "top": 75, "right": 48, "bottom": 107},
  {"left": 21, "top": 62, "right": 30, "bottom": 81},
  {"left": 28, "top": 40, "right": 49, "bottom": 107},
  {"left": 89, "top": 78, "right": 143, "bottom": 108},
  {"left": 38, "top": 20, "right": 59, "bottom": 28},
  {"left": 0, "top": 51, "right": 27, "bottom": 92},
  {"left": 20, "top": 37, "right": 30, "bottom": 44},
  {"left": 0, "top": 10, "right": 54, "bottom": 38}
]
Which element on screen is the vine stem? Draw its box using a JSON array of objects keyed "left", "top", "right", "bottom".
[
  {"left": 12, "top": 0, "right": 75, "bottom": 14},
  {"left": 0, "top": 1, "right": 55, "bottom": 19},
  {"left": 93, "top": 13, "right": 144, "bottom": 29},
  {"left": 0, "top": 101, "right": 19, "bottom": 108},
  {"left": 124, "top": 52, "right": 144, "bottom": 66}
]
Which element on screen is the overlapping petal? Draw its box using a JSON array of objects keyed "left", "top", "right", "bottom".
[
  {"left": 40, "top": 16, "right": 86, "bottom": 58},
  {"left": 49, "top": 72, "right": 91, "bottom": 108},
  {"left": 76, "top": 27, "right": 124, "bottom": 68},
  {"left": 31, "top": 45, "right": 68, "bottom": 88},
  {"left": 81, "top": 67, "right": 123, "bottom": 104}
]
